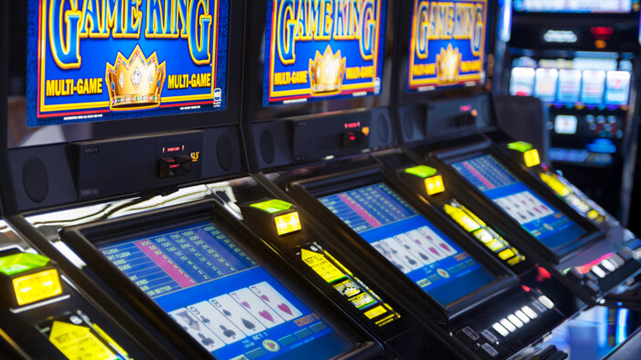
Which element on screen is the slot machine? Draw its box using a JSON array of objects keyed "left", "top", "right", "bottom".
[
  {"left": 241, "top": 0, "right": 568, "bottom": 359},
  {"left": 0, "top": 1, "right": 403, "bottom": 359},
  {"left": 497, "top": 0, "right": 641, "bottom": 224},
  {"left": 373, "top": 0, "right": 641, "bottom": 318}
]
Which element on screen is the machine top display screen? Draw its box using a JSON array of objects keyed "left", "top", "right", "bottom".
[
  {"left": 513, "top": 0, "right": 636, "bottom": 13},
  {"left": 451, "top": 154, "right": 587, "bottom": 256},
  {"left": 406, "top": 0, "right": 490, "bottom": 93},
  {"left": 98, "top": 221, "right": 352, "bottom": 360},
  {"left": 319, "top": 183, "right": 496, "bottom": 306},
  {"left": 262, "top": 0, "right": 388, "bottom": 106},
  {"left": 26, "top": 0, "right": 230, "bottom": 127}
]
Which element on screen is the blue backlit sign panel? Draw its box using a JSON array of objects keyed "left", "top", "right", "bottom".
[
  {"left": 407, "top": 0, "right": 489, "bottom": 92},
  {"left": 28, "top": 0, "right": 229, "bottom": 127},
  {"left": 263, "top": 0, "right": 387, "bottom": 106}
]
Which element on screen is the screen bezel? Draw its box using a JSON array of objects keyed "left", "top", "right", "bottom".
[
  {"left": 289, "top": 165, "right": 516, "bottom": 320},
  {"left": 4, "top": 0, "right": 245, "bottom": 148},
  {"left": 433, "top": 143, "right": 602, "bottom": 263},
  {"left": 393, "top": 0, "right": 498, "bottom": 105},
  {"left": 60, "top": 199, "right": 379, "bottom": 360},
  {"left": 241, "top": 0, "right": 396, "bottom": 125}
]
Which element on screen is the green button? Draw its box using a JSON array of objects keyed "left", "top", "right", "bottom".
[
  {"left": 0, "top": 253, "right": 50, "bottom": 276},
  {"left": 250, "top": 199, "right": 293, "bottom": 214},
  {"left": 405, "top": 165, "right": 437, "bottom": 178},
  {"left": 507, "top": 141, "right": 533, "bottom": 153}
]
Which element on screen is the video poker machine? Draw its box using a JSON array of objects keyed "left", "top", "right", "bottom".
[
  {"left": 372, "top": 0, "right": 641, "bottom": 316},
  {"left": 496, "top": 0, "right": 641, "bottom": 224},
  {"left": 241, "top": 0, "right": 570, "bottom": 359},
  {"left": 0, "top": 0, "right": 420, "bottom": 359}
]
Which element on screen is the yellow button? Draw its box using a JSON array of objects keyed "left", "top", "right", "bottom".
[
  {"left": 524, "top": 149, "right": 540, "bottom": 167},
  {"left": 274, "top": 212, "right": 301, "bottom": 235},
  {"left": 498, "top": 249, "right": 515, "bottom": 260},
  {"left": 12, "top": 269, "right": 63, "bottom": 306}
]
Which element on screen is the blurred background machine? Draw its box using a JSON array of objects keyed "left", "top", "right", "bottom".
[{"left": 495, "top": 0, "right": 641, "bottom": 224}]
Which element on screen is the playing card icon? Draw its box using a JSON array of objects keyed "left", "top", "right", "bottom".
[
  {"left": 259, "top": 310, "right": 274, "bottom": 322},
  {"left": 242, "top": 318, "right": 256, "bottom": 331},
  {"left": 198, "top": 333, "right": 215, "bottom": 346},
  {"left": 178, "top": 311, "right": 200, "bottom": 331},
  {"left": 277, "top": 303, "right": 293, "bottom": 316},
  {"left": 220, "top": 325, "right": 236, "bottom": 338}
]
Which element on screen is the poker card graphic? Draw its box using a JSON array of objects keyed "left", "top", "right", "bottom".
[
  {"left": 372, "top": 241, "right": 410, "bottom": 273},
  {"left": 187, "top": 301, "right": 246, "bottom": 345},
  {"left": 209, "top": 294, "right": 267, "bottom": 336},
  {"left": 393, "top": 233, "right": 435, "bottom": 265},
  {"left": 169, "top": 309, "right": 224, "bottom": 351},
  {"left": 381, "top": 238, "right": 423, "bottom": 271},
  {"left": 417, "top": 226, "right": 457, "bottom": 257},
  {"left": 249, "top": 282, "right": 303, "bottom": 321},
  {"left": 229, "top": 288, "right": 286, "bottom": 328}
]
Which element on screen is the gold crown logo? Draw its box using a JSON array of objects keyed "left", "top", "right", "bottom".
[
  {"left": 106, "top": 45, "right": 166, "bottom": 110},
  {"left": 436, "top": 44, "right": 462, "bottom": 84},
  {"left": 309, "top": 45, "right": 346, "bottom": 96}
]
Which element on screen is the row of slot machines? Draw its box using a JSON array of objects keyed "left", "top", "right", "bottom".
[
  {"left": 496, "top": 0, "right": 641, "bottom": 223},
  {"left": 0, "top": 1, "right": 640, "bottom": 360}
]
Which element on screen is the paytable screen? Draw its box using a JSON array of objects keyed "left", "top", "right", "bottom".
[
  {"left": 98, "top": 222, "right": 352, "bottom": 360},
  {"left": 451, "top": 154, "right": 587, "bottom": 255},
  {"left": 319, "top": 183, "right": 496, "bottom": 306}
]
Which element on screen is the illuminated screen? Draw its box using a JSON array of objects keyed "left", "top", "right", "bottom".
[
  {"left": 451, "top": 155, "right": 587, "bottom": 256},
  {"left": 263, "top": 0, "right": 387, "bottom": 106},
  {"left": 98, "top": 222, "right": 351, "bottom": 360},
  {"left": 319, "top": 183, "right": 496, "bottom": 306},
  {"left": 27, "top": 0, "right": 229, "bottom": 127},
  {"left": 407, "top": 0, "right": 490, "bottom": 93},
  {"left": 513, "top": 0, "right": 635, "bottom": 13}
]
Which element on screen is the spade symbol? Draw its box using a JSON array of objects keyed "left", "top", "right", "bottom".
[
  {"left": 242, "top": 318, "right": 256, "bottom": 331},
  {"left": 222, "top": 309, "right": 232, "bottom": 317},
  {"left": 419, "top": 252, "right": 429, "bottom": 261},
  {"left": 220, "top": 325, "right": 236, "bottom": 338}
]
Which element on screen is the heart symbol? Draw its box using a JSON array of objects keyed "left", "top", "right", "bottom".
[
  {"left": 440, "top": 243, "right": 451, "bottom": 252},
  {"left": 260, "top": 294, "right": 270, "bottom": 302},
  {"left": 429, "top": 247, "right": 439, "bottom": 255},
  {"left": 259, "top": 310, "right": 274, "bottom": 322},
  {"left": 241, "top": 301, "right": 250, "bottom": 309},
  {"left": 267, "top": 342, "right": 275, "bottom": 349},
  {"left": 277, "top": 303, "right": 293, "bottom": 315}
]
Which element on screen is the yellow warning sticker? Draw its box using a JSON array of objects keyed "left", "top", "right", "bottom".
[
  {"left": 49, "top": 321, "right": 118, "bottom": 360},
  {"left": 301, "top": 249, "right": 346, "bottom": 283}
]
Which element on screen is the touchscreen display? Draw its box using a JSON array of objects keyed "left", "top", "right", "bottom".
[
  {"left": 263, "top": 0, "right": 387, "bottom": 106},
  {"left": 27, "top": 0, "right": 230, "bottom": 127},
  {"left": 98, "top": 222, "right": 352, "bottom": 360},
  {"left": 407, "top": 0, "right": 490, "bottom": 93},
  {"left": 451, "top": 155, "right": 587, "bottom": 255},
  {"left": 319, "top": 183, "right": 495, "bottom": 306}
]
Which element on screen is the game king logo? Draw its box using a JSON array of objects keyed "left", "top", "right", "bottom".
[
  {"left": 264, "top": 0, "right": 387, "bottom": 106},
  {"left": 408, "top": 0, "right": 487, "bottom": 92},
  {"left": 30, "top": 0, "right": 229, "bottom": 126}
]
